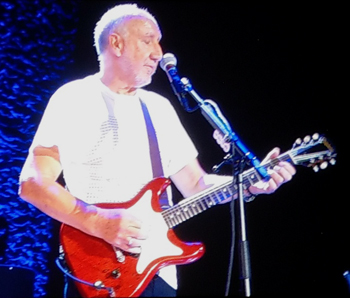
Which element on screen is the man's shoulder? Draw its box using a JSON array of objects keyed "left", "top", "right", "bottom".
[
  {"left": 56, "top": 74, "right": 99, "bottom": 93},
  {"left": 47, "top": 74, "right": 101, "bottom": 110}
]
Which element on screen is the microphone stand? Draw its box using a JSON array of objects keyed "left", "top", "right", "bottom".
[{"left": 176, "top": 77, "right": 270, "bottom": 297}]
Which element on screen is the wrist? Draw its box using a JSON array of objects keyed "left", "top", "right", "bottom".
[
  {"left": 244, "top": 188, "right": 256, "bottom": 202},
  {"left": 71, "top": 199, "right": 100, "bottom": 236}
]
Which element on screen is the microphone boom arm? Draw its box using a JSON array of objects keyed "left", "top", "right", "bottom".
[
  {"left": 180, "top": 76, "right": 267, "bottom": 297},
  {"left": 181, "top": 77, "right": 270, "bottom": 181}
]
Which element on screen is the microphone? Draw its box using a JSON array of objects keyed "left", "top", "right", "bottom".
[{"left": 159, "top": 53, "right": 189, "bottom": 110}]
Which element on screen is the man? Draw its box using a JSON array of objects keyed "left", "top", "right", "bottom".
[{"left": 18, "top": 3, "right": 296, "bottom": 297}]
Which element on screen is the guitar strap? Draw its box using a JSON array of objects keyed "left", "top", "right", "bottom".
[{"left": 140, "top": 99, "right": 169, "bottom": 208}]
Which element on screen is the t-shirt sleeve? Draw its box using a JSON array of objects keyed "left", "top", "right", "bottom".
[
  {"left": 19, "top": 85, "right": 70, "bottom": 183},
  {"left": 28, "top": 88, "right": 66, "bottom": 151}
]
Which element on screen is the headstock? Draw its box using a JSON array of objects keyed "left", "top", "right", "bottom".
[{"left": 290, "top": 133, "right": 337, "bottom": 172}]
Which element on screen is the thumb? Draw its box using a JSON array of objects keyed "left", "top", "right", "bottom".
[{"left": 261, "top": 147, "right": 280, "bottom": 164}]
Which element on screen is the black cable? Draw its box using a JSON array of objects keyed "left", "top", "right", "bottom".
[{"left": 55, "top": 256, "right": 115, "bottom": 297}]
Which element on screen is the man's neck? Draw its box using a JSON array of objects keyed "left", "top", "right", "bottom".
[{"left": 99, "top": 72, "right": 137, "bottom": 96}]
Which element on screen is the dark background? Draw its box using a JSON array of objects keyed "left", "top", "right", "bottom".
[
  {"left": 56, "top": 1, "right": 346, "bottom": 296},
  {"left": 1, "top": 0, "right": 346, "bottom": 297}
]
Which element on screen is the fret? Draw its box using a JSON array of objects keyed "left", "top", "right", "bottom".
[
  {"left": 173, "top": 213, "right": 181, "bottom": 225},
  {"left": 207, "top": 194, "right": 216, "bottom": 207},
  {"left": 167, "top": 215, "right": 176, "bottom": 228},
  {"left": 184, "top": 205, "right": 193, "bottom": 217},
  {"left": 180, "top": 207, "right": 188, "bottom": 222},
  {"left": 181, "top": 207, "right": 190, "bottom": 220},
  {"left": 190, "top": 202, "right": 200, "bottom": 215},
  {"left": 212, "top": 192, "right": 220, "bottom": 204},
  {"left": 163, "top": 217, "right": 170, "bottom": 227},
  {"left": 223, "top": 186, "right": 233, "bottom": 199},
  {"left": 175, "top": 210, "right": 183, "bottom": 223},
  {"left": 221, "top": 186, "right": 232, "bottom": 199},
  {"left": 244, "top": 170, "right": 259, "bottom": 189},
  {"left": 168, "top": 218, "right": 175, "bottom": 228},
  {"left": 214, "top": 191, "right": 224, "bottom": 204},
  {"left": 198, "top": 200, "right": 206, "bottom": 210}
]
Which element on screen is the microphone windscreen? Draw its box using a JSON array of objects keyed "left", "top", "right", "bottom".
[{"left": 160, "top": 53, "right": 177, "bottom": 71}]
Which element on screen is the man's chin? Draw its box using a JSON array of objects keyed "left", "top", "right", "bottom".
[{"left": 136, "top": 78, "right": 152, "bottom": 89}]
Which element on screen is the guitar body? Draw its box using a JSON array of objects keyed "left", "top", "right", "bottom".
[
  {"left": 60, "top": 177, "right": 205, "bottom": 298},
  {"left": 60, "top": 133, "right": 337, "bottom": 297}
]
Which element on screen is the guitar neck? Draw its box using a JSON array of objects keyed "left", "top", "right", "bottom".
[{"left": 162, "top": 152, "right": 293, "bottom": 229}]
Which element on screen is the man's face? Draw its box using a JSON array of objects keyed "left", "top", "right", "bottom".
[{"left": 118, "top": 17, "right": 163, "bottom": 88}]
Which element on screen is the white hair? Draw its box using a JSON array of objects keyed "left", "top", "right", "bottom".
[{"left": 93, "top": 3, "right": 159, "bottom": 56}]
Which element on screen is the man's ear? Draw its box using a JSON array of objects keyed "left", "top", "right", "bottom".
[{"left": 109, "top": 33, "right": 123, "bottom": 57}]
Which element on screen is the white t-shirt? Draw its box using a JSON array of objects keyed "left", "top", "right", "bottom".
[{"left": 24, "top": 74, "right": 199, "bottom": 289}]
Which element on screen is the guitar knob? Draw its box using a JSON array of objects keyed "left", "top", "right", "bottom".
[
  {"left": 94, "top": 281, "right": 105, "bottom": 288},
  {"left": 115, "top": 249, "right": 125, "bottom": 262}
]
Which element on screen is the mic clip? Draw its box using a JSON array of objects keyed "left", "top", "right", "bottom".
[
  {"left": 212, "top": 153, "right": 234, "bottom": 173},
  {"left": 173, "top": 77, "right": 198, "bottom": 112}
]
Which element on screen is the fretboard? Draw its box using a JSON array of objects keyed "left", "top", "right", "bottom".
[{"left": 162, "top": 151, "right": 292, "bottom": 228}]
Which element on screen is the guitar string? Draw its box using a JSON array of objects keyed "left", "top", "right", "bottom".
[
  {"left": 161, "top": 152, "right": 294, "bottom": 228},
  {"left": 160, "top": 142, "right": 334, "bottom": 228}
]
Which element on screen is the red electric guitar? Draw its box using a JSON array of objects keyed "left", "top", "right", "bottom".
[{"left": 59, "top": 133, "right": 336, "bottom": 297}]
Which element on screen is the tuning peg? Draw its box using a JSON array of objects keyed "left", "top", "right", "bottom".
[
  {"left": 293, "top": 138, "right": 302, "bottom": 148},
  {"left": 313, "top": 165, "right": 319, "bottom": 172},
  {"left": 330, "top": 158, "right": 336, "bottom": 166},
  {"left": 312, "top": 133, "right": 320, "bottom": 140},
  {"left": 303, "top": 135, "right": 311, "bottom": 143},
  {"left": 320, "top": 161, "right": 328, "bottom": 170}
]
